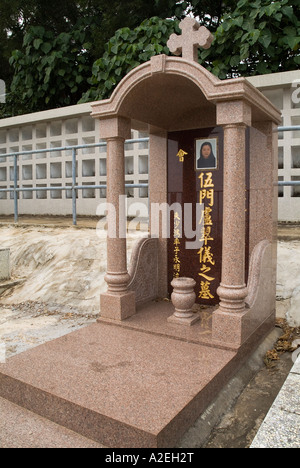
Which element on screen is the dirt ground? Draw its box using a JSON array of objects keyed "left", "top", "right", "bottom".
[
  {"left": 203, "top": 351, "right": 295, "bottom": 448},
  {"left": 0, "top": 301, "right": 98, "bottom": 359},
  {"left": 0, "top": 217, "right": 299, "bottom": 448},
  {"left": 0, "top": 214, "right": 299, "bottom": 233},
  {"left": 0, "top": 215, "right": 99, "bottom": 228}
]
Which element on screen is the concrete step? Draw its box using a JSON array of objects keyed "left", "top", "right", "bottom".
[
  {"left": 0, "top": 396, "right": 103, "bottom": 448},
  {"left": 0, "top": 303, "right": 275, "bottom": 448},
  {"left": 0, "top": 317, "right": 239, "bottom": 448}
]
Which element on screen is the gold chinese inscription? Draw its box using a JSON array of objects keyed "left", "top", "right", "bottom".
[
  {"left": 177, "top": 149, "right": 188, "bottom": 163},
  {"left": 198, "top": 172, "right": 215, "bottom": 300},
  {"left": 173, "top": 212, "right": 182, "bottom": 278}
]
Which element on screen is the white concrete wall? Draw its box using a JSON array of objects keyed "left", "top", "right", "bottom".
[
  {"left": 0, "top": 103, "right": 149, "bottom": 217},
  {"left": 248, "top": 70, "right": 300, "bottom": 222},
  {"left": 0, "top": 69, "right": 299, "bottom": 222}
]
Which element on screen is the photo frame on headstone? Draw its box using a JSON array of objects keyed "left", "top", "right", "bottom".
[{"left": 195, "top": 137, "right": 218, "bottom": 171}]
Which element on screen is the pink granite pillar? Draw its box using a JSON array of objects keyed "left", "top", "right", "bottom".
[
  {"left": 212, "top": 101, "right": 251, "bottom": 345},
  {"left": 105, "top": 136, "right": 130, "bottom": 292},
  {"left": 98, "top": 117, "right": 136, "bottom": 320},
  {"left": 217, "top": 123, "right": 249, "bottom": 313},
  {"left": 149, "top": 129, "right": 168, "bottom": 298}
]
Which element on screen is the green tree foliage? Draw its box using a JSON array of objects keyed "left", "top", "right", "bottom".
[
  {"left": 80, "top": 17, "right": 181, "bottom": 102},
  {"left": 0, "top": 0, "right": 299, "bottom": 116},
  {"left": 200, "top": 0, "right": 300, "bottom": 79},
  {"left": 0, "top": 0, "right": 187, "bottom": 115},
  {"left": 158, "top": 0, "right": 237, "bottom": 30},
  {"left": 0, "top": 0, "right": 82, "bottom": 82},
  {"left": 81, "top": 0, "right": 300, "bottom": 102},
  {"left": 4, "top": 21, "right": 93, "bottom": 115},
  {"left": 0, "top": 0, "right": 188, "bottom": 85}
]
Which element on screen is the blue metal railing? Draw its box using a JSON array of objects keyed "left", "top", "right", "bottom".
[
  {"left": 0, "top": 138, "right": 149, "bottom": 225},
  {"left": 0, "top": 125, "right": 299, "bottom": 224},
  {"left": 278, "top": 126, "right": 300, "bottom": 132},
  {"left": 277, "top": 126, "right": 300, "bottom": 192}
]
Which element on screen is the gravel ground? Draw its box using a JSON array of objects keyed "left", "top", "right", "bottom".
[
  {"left": 0, "top": 222, "right": 299, "bottom": 359},
  {"left": 0, "top": 301, "right": 98, "bottom": 360},
  {"left": 0, "top": 223, "right": 145, "bottom": 359},
  {"left": 0, "top": 220, "right": 299, "bottom": 448}
]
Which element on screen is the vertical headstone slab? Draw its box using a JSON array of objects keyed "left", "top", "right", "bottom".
[
  {"left": 167, "top": 127, "right": 251, "bottom": 307},
  {"left": 167, "top": 127, "right": 224, "bottom": 306},
  {"left": 0, "top": 249, "right": 10, "bottom": 281}
]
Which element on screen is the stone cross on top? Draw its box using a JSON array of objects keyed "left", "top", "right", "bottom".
[{"left": 167, "top": 17, "right": 214, "bottom": 63}]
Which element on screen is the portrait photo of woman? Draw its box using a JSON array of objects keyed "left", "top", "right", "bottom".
[{"left": 195, "top": 139, "right": 218, "bottom": 170}]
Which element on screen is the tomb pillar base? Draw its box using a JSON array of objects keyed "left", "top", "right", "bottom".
[
  {"left": 212, "top": 105, "right": 251, "bottom": 345},
  {"left": 100, "top": 290, "right": 136, "bottom": 321},
  {"left": 217, "top": 283, "right": 248, "bottom": 314},
  {"left": 96, "top": 117, "right": 136, "bottom": 321}
]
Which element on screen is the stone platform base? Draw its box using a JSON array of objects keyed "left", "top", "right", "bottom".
[
  {"left": 0, "top": 302, "right": 274, "bottom": 448},
  {"left": 167, "top": 312, "right": 201, "bottom": 326}
]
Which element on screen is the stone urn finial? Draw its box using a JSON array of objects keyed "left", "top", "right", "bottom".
[{"left": 168, "top": 277, "right": 200, "bottom": 326}]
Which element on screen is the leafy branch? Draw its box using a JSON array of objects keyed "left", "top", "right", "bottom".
[{"left": 80, "top": 17, "right": 180, "bottom": 102}]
